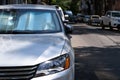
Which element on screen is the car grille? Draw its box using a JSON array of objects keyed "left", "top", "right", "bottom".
[{"left": 0, "top": 65, "right": 38, "bottom": 80}]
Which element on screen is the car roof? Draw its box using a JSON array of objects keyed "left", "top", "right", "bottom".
[
  {"left": 91, "top": 15, "right": 100, "bottom": 17},
  {"left": 108, "top": 11, "right": 120, "bottom": 13},
  {"left": 0, "top": 4, "right": 56, "bottom": 10}
]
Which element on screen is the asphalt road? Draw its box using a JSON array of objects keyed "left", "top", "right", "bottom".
[{"left": 71, "top": 23, "right": 120, "bottom": 80}]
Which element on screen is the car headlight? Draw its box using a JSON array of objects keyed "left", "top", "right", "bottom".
[{"left": 35, "top": 54, "right": 70, "bottom": 77}]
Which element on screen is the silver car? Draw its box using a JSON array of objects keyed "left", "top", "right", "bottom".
[{"left": 0, "top": 4, "right": 74, "bottom": 80}]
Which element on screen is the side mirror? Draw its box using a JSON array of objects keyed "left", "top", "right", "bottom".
[
  {"left": 107, "top": 15, "right": 110, "bottom": 17},
  {"left": 65, "top": 24, "right": 73, "bottom": 34}
]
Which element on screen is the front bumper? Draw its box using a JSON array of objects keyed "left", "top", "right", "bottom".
[
  {"left": 111, "top": 21, "right": 120, "bottom": 27},
  {"left": 31, "top": 65, "right": 74, "bottom": 80},
  {"left": 91, "top": 20, "right": 100, "bottom": 24}
]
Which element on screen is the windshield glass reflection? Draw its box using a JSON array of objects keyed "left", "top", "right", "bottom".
[{"left": 0, "top": 9, "right": 61, "bottom": 34}]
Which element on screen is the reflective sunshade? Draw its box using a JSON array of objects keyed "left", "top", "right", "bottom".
[{"left": 0, "top": 9, "right": 61, "bottom": 33}]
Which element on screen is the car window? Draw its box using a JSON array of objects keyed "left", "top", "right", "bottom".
[
  {"left": 112, "top": 12, "right": 120, "bottom": 17},
  {"left": 0, "top": 9, "right": 61, "bottom": 34},
  {"left": 92, "top": 16, "right": 99, "bottom": 19}
]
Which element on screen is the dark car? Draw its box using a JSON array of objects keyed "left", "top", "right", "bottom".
[
  {"left": 76, "top": 13, "right": 84, "bottom": 23},
  {"left": 64, "top": 10, "right": 77, "bottom": 23},
  {"left": 83, "top": 15, "right": 90, "bottom": 23}
]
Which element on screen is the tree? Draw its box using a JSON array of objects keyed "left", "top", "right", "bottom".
[
  {"left": 31, "top": 0, "right": 37, "bottom": 4},
  {"left": 70, "top": 0, "right": 80, "bottom": 14},
  {"left": 50, "top": 0, "right": 71, "bottom": 10}
]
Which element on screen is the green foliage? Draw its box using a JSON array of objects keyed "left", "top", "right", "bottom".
[
  {"left": 50, "top": 0, "right": 81, "bottom": 15},
  {"left": 70, "top": 0, "right": 80, "bottom": 15},
  {"left": 51, "top": 0, "right": 71, "bottom": 10},
  {"left": 51, "top": 0, "right": 56, "bottom": 4}
]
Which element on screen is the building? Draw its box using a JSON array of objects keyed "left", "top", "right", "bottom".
[
  {"left": 112, "top": 0, "right": 120, "bottom": 10},
  {"left": 80, "top": 0, "right": 120, "bottom": 15},
  {"left": 101, "top": 0, "right": 120, "bottom": 15},
  {"left": 95, "top": 0, "right": 120, "bottom": 15}
]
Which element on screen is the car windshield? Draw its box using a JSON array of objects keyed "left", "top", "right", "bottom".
[
  {"left": 0, "top": 9, "right": 61, "bottom": 34},
  {"left": 112, "top": 12, "right": 120, "bottom": 17}
]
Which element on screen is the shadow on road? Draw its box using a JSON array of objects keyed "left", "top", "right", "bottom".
[
  {"left": 72, "top": 25, "right": 120, "bottom": 36},
  {"left": 75, "top": 46, "right": 120, "bottom": 80},
  {"left": 72, "top": 24, "right": 120, "bottom": 80}
]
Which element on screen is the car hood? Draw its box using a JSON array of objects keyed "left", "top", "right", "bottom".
[{"left": 0, "top": 34, "right": 65, "bottom": 66}]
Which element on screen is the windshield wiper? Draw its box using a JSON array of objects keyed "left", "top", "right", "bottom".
[
  {"left": 0, "top": 30, "right": 58, "bottom": 34},
  {"left": 0, "top": 30, "right": 35, "bottom": 34},
  {"left": 0, "top": 30, "right": 12, "bottom": 34},
  {"left": 12, "top": 30, "right": 57, "bottom": 34},
  {"left": 12, "top": 30, "right": 36, "bottom": 34}
]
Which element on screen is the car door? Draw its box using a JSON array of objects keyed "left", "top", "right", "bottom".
[{"left": 105, "top": 12, "right": 111, "bottom": 25}]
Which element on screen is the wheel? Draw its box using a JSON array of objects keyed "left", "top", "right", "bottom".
[
  {"left": 117, "top": 26, "right": 120, "bottom": 31},
  {"left": 101, "top": 21, "right": 105, "bottom": 29},
  {"left": 90, "top": 21, "right": 92, "bottom": 25},
  {"left": 109, "top": 23, "right": 113, "bottom": 30}
]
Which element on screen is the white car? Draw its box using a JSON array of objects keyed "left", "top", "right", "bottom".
[
  {"left": 89, "top": 15, "right": 101, "bottom": 25},
  {"left": 101, "top": 11, "right": 120, "bottom": 30},
  {"left": 0, "top": 4, "right": 74, "bottom": 80}
]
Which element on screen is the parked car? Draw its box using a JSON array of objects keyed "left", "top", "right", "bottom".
[
  {"left": 101, "top": 11, "right": 120, "bottom": 30},
  {"left": 64, "top": 10, "right": 76, "bottom": 23},
  {"left": 76, "top": 13, "right": 84, "bottom": 23},
  {"left": 83, "top": 15, "right": 90, "bottom": 23},
  {"left": 0, "top": 4, "right": 74, "bottom": 80},
  {"left": 88, "top": 15, "right": 101, "bottom": 25}
]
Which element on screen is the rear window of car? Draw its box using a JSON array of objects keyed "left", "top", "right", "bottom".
[
  {"left": 92, "top": 16, "right": 99, "bottom": 19},
  {"left": 0, "top": 9, "right": 61, "bottom": 34},
  {"left": 112, "top": 12, "right": 120, "bottom": 17}
]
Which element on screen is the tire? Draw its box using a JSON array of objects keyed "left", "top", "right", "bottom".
[
  {"left": 117, "top": 26, "right": 120, "bottom": 31},
  {"left": 101, "top": 21, "right": 105, "bottom": 29},
  {"left": 109, "top": 23, "right": 113, "bottom": 30}
]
